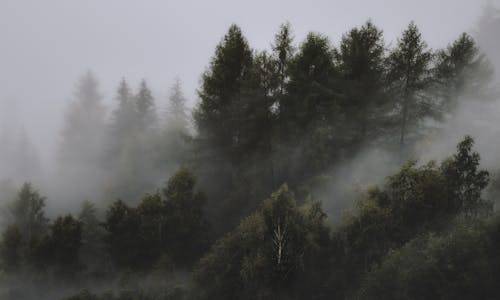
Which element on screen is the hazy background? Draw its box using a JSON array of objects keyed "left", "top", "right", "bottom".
[{"left": 1, "top": 0, "right": 496, "bottom": 164}]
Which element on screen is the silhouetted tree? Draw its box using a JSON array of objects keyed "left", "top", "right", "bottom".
[
  {"left": 337, "top": 21, "right": 388, "bottom": 145},
  {"left": 163, "top": 168, "right": 209, "bottom": 266},
  {"left": 387, "top": 22, "right": 433, "bottom": 153},
  {"left": 435, "top": 33, "right": 494, "bottom": 111},
  {"left": 9, "top": 183, "right": 48, "bottom": 242}
]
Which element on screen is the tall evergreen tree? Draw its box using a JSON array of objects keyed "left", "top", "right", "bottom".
[
  {"left": 283, "top": 32, "right": 337, "bottom": 135},
  {"left": 337, "top": 21, "right": 388, "bottom": 145},
  {"left": 279, "top": 32, "right": 338, "bottom": 180},
  {"left": 435, "top": 33, "right": 494, "bottom": 111},
  {"left": 110, "top": 79, "right": 136, "bottom": 140},
  {"left": 159, "top": 78, "right": 191, "bottom": 169},
  {"left": 8, "top": 183, "right": 48, "bottom": 242},
  {"left": 272, "top": 22, "right": 295, "bottom": 99},
  {"left": 135, "top": 79, "right": 157, "bottom": 132},
  {"left": 58, "top": 71, "right": 107, "bottom": 204},
  {"left": 193, "top": 24, "right": 257, "bottom": 231},
  {"left": 194, "top": 24, "right": 253, "bottom": 164},
  {"left": 387, "top": 22, "right": 433, "bottom": 153},
  {"left": 105, "top": 79, "right": 161, "bottom": 202},
  {"left": 166, "top": 78, "right": 189, "bottom": 133},
  {"left": 59, "top": 71, "right": 106, "bottom": 166}
]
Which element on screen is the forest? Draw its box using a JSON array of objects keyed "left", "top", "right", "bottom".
[{"left": 2, "top": 4, "right": 500, "bottom": 300}]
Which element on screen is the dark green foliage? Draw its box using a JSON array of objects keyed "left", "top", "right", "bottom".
[
  {"left": 279, "top": 32, "right": 339, "bottom": 182},
  {"left": 435, "top": 33, "right": 494, "bottom": 111},
  {"left": 8, "top": 182, "right": 48, "bottom": 243},
  {"left": 441, "top": 136, "right": 491, "bottom": 217},
  {"left": 283, "top": 32, "right": 337, "bottom": 136},
  {"left": 194, "top": 24, "right": 253, "bottom": 162},
  {"left": 194, "top": 184, "right": 330, "bottom": 300},
  {"left": 337, "top": 21, "right": 388, "bottom": 144},
  {"left": 194, "top": 24, "right": 279, "bottom": 233},
  {"left": 358, "top": 216, "right": 500, "bottom": 300},
  {"left": 45, "top": 215, "right": 83, "bottom": 276},
  {"left": 78, "top": 201, "right": 108, "bottom": 276},
  {"left": 65, "top": 288, "right": 187, "bottom": 300},
  {"left": 328, "top": 136, "right": 490, "bottom": 298},
  {"left": 103, "top": 168, "right": 209, "bottom": 271},
  {"left": 163, "top": 168, "right": 209, "bottom": 265},
  {"left": 272, "top": 22, "right": 295, "bottom": 98},
  {"left": 0, "top": 225, "right": 22, "bottom": 271},
  {"left": 103, "top": 199, "right": 144, "bottom": 270},
  {"left": 386, "top": 22, "right": 434, "bottom": 151}
]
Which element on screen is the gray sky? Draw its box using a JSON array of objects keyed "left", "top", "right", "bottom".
[{"left": 0, "top": 0, "right": 494, "bottom": 161}]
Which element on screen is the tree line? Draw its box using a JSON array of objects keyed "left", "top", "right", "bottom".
[{"left": 0, "top": 18, "right": 499, "bottom": 299}]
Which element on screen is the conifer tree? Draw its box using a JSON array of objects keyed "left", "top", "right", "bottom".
[
  {"left": 272, "top": 22, "right": 295, "bottom": 98},
  {"left": 9, "top": 183, "right": 48, "bottom": 242},
  {"left": 59, "top": 71, "right": 106, "bottom": 166},
  {"left": 58, "top": 71, "right": 107, "bottom": 203},
  {"left": 194, "top": 24, "right": 253, "bottom": 163},
  {"left": 135, "top": 79, "right": 157, "bottom": 132},
  {"left": 167, "top": 78, "right": 189, "bottom": 133},
  {"left": 337, "top": 21, "right": 388, "bottom": 144},
  {"left": 160, "top": 78, "right": 191, "bottom": 168},
  {"left": 435, "top": 33, "right": 493, "bottom": 111},
  {"left": 387, "top": 22, "right": 433, "bottom": 152}
]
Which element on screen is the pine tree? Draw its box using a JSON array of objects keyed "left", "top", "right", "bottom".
[
  {"left": 47, "top": 215, "right": 83, "bottom": 277},
  {"left": 435, "top": 33, "right": 493, "bottom": 111},
  {"left": 0, "top": 225, "right": 22, "bottom": 272},
  {"left": 57, "top": 71, "right": 107, "bottom": 203},
  {"left": 111, "top": 79, "right": 136, "bottom": 138},
  {"left": 166, "top": 78, "right": 189, "bottom": 133},
  {"left": 59, "top": 71, "right": 106, "bottom": 166},
  {"left": 387, "top": 22, "right": 433, "bottom": 153},
  {"left": 8, "top": 183, "right": 48, "bottom": 242},
  {"left": 160, "top": 78, "right": 191, "bottom": 168},
  {"left": 194, "top": 24, "right": 253, "bottom": 163},
  {"left": 272, "top": 22, "right": 295, "bottom": 99},
  {"left": 162, "top": 168, "right": 209, "bottom": 265},
  {"left": 279, "top": 32, "right": 338, "bottom": 180},
  {"left": 135, "top": 79, "right": 157, "bottom": 132},
  {"left": 106, "top": 79, "right": 136, "bottom": 167},
  {"left": 78, "top": 201, "right": 107, "bottom": 273},
  {"left": 337, "top": 21, "right": 388, "bottom": 145},
  {"left": 283, "top": 32, "right": 337, "bottom": 135}
]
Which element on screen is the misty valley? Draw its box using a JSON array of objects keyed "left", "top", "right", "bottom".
[{"left": 3, "top": 2, "right": 500, "bottom": 300}]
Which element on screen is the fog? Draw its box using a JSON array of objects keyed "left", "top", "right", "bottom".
[
  {"left": 0, "top": 0, "right": 490, "bottom": 160},
  {"left": 2, "top": 1, "right": 500, "bottom": 298},
  {"left": 1, "top": 0, "right": 497, "bottom": 208}
]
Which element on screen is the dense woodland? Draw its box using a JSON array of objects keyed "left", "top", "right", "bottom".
[{"left": 2, "top": 8, "right": 500, "bottom": 300}]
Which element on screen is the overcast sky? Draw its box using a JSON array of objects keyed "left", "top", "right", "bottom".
[{"left": 0, "top": 0, "right": 496, "bottom": 160}]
